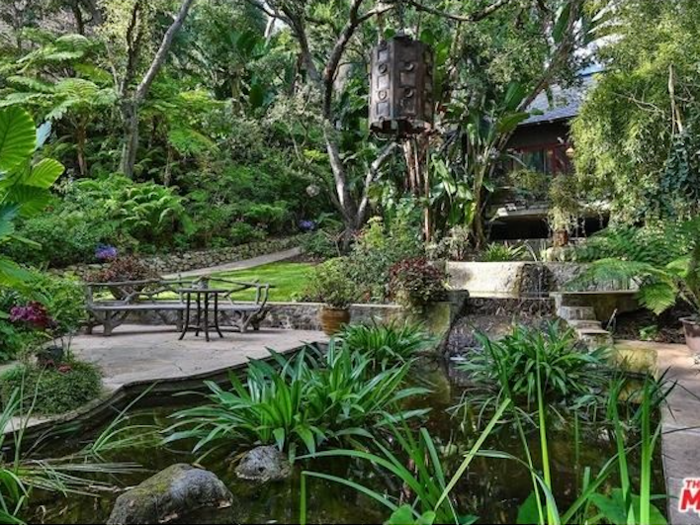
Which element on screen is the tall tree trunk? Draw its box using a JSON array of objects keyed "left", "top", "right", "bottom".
[
  {"left": 76, "top": 122, "right": 88, "bottom": 177},
  {"left": 120, "top": 100, "right": 140, "bottom": 178},
  {"left": 403, "top": 135, "right": 432, "bottom": 241},
  {"left": 118, "top": 0, "right": 196, "bottom": 177},
  {"left": 471, "top": 164, "right": 490, "bottom": 248}
]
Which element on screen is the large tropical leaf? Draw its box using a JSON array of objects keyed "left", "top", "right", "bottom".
[
  {"left": 0, "top": 258, "right": 31, "bottom": 287},
  {"left": 4, "top": 185, "right": 52, "bottom": 217},
  {"left": 0, "top": 204, "right": 19, "bottom": 240},
  {"left": 0, "top": 107, "right": 35, "bottom": 173},
  {"left": 24, "top": 158, "right": 64, "bottom": 188}
]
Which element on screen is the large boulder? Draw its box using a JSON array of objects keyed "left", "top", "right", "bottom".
[
  {"left": 234, "top": 446, "right": 292, "bottom": 483},
  {"left": 107, "top": 464, "right": 232, "bottom": 525}
]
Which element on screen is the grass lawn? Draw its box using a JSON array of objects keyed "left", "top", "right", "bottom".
[{"left": 211, "top": 261, "right": 315, "bottom": 302}]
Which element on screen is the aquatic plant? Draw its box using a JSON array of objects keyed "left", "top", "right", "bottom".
[
  {"left": 459, "top": 323, "right": 609, "bottom": 411},
  {"left": 339, "top": 320, "right": 435, "bottom": 368},
  {"left": 300, "top": 399, "right": 511, "bottom": 525},
  {"left": 497, "top": 368, "right": 668, "bottom": 525},
  {"left": 165, "top": 342, "right": 431, "bottom": 459},
  {"left": 0, "top": 387, "right": 139, "bottom": 525}
]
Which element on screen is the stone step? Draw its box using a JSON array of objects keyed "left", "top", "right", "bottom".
[
  {"left": 568, "top": 319, "right": 604, "bottom": 330},
  {"left": 577, "top": 327, "right": 613, "bottom": 348},
  {"left": 558, "top": 305, "right": 596, "bottom": 321}
]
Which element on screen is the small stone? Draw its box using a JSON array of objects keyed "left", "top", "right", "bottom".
[
  {"left": 107, "top": 464, "right": 232, "bottom": 525},
  {"left": 234, "top": 446, "right": 292, "bottom": 482}
]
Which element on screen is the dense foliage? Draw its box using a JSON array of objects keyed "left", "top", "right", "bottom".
[
  {"left": 339, "top": 321, "right": 435, "bottom": 368},
  {"left": 303, "top": 258, "right": 357, "bottom": 309},
  {"left": 0, "top": 270, "right": 84, "bottom": 363},
  {"left": 389, "top": 257, "right": 447, "bottom": 311},
  {"left": 572, "top": 0, "right": 700, "bottom": 223}
]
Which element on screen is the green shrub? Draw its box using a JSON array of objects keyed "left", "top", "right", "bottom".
[
  {"left": 242, "top": 202, "right": 290, "bottom": 233},
  {"left": 0, "top": 271, "right": 85, "bottom": 362},
  {"left": 481, "top": 242, "right": 529, "bottom": 262},
  {"left": 346, "top": 217, "right": 424, "bottom": 302},
  {"left": 427, "top": 225, "right": 473, "bottom": 261},
  {"left": 25, "top": 271, "right": 85, "bottom": 333},
  {"left": 165, "top": 342, "right": 430, "bottom": 457},
  {"left": 7, "top": 176, "right": 193, "bottom": 266},
  {"left": 229, "top": 222, "right": 267, "bottom": 245},
  {"left": 5, "top": 211, "right": 118, "bottom": 267},
  {"left": 304, "top": 258, "right": 357, "bottom": 308},
  {"left": 302, "top": 230, "right": 340, "bottom": 259},
  {"left": 1, "top": 359, "right": 103, "bottom": 415},
  {"left": 574, "top": 223, "right": 690, "bottom": 266},
  {"left": 339, "top": 321, "right": 435, "bottom": 368}
]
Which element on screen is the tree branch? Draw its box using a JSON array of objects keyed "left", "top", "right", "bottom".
[
  {"left": 322, "top": 1, "right": 394, "bottom": 118},
  {"left": 119, "top": 0, "right": 142, "bottom": 96},
  {"left": 516, "top": 0, "right": 583, "bottom": 112},
  {"left": 134, "top": 0, "right": 196, "bottom": 102},
  {"left": 357, "top": 142, "right": 399, "bottom": 223},
  {"left": 405, "top": 0, "right": 514, "bottom": 23}
]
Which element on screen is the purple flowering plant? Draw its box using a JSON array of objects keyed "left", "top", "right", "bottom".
[
  {"left": 299, "top": 220, "right": 317, "bottom": 232},
  {"left": 95, "top": 244, "right": 118, "bottom": 261}
]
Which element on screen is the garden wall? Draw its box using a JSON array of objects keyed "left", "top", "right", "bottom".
[
  {"left": 58, "top": 235, "right": 306, "bottom": 278},
  {"left": 447, "top": 261, "right": 601, "bottom": 297}
]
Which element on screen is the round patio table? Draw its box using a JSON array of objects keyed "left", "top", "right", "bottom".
[{"left": 177, "top": 287, "right": 227, "bottom": 342}]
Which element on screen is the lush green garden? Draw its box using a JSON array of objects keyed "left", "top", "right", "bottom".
[{"left": 1, "top": 0, "right": 699, "bottom": 524}]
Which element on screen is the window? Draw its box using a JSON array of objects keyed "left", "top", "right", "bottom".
[{"left": 516, "top": 144, "right": 572, "bottom": 175}]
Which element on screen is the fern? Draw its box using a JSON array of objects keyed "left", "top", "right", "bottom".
[{"left": 570, "top": 219, "right": 700, "bottom": 315}]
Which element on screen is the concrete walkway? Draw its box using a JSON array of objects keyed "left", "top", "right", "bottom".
[
  {"left": 163, "top": 247, "right": 302, "bottom": 279},
  {"left": 618, "top": 340, "right": 700, "bottom": 525}
]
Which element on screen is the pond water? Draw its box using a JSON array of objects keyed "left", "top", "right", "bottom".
[{"left": 24, "top": 360, "right": 665, "bottom": 525}]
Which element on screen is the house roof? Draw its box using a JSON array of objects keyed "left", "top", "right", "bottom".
[{"left": 520, "top": 73, "right": 596, "bottom": 126}]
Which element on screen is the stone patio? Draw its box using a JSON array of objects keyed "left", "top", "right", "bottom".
[
  {"left": 618, "top": 340, "right": 700, "bottom": 525},
  {"left": 71, "top": 324, "right": 327, "bottom": 391},
  {"left": 4, "top": 326, "right": 326, "bottom": 436}
]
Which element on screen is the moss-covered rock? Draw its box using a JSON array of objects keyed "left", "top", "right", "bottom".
[
  {"left": 107, "top": 464, "right": 233, "bottom": 525},
  {"left": 234, "top": 446, "right": 292, "bottom": 483}
]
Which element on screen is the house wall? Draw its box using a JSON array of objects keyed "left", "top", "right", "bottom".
[{"left": 507, "top": 121, "right": 570, "bottom": 149}]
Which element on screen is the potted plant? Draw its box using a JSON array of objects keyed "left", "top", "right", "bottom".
[{"left": 306, "top": 258, "right": 357, "bottom": 336}]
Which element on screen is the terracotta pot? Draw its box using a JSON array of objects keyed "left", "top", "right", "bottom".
[
  {"left": 319, "top": 306, "right": 350, "bottom": 336},
  {"left": 681, "top": 317, "right": 700, "bottom": 353}
]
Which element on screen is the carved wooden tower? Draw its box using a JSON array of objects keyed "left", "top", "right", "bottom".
[{"left": 369, "top": 35, "right": 434, "bottom": 137}]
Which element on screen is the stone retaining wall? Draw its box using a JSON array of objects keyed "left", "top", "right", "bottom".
[
  {"left": 58, "top": 235, "right": 307, "bottom": 278},
  {"left": 122, "top": 294, "right": 468, "bottom": 344},
  {"left": 447, "top": 261, "right": 627, "bottom": 298}
]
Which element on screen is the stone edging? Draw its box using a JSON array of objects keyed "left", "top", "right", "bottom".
[
  {"left": 5, "top": 342, "right": 319, "bottom": 443},
  {"left": 55, "top": 234, "right": 308, "bottom": 278}
]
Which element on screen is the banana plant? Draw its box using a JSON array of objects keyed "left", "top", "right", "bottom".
[{"left": 0, "top": 107, "right": 64, "bottom": 286}]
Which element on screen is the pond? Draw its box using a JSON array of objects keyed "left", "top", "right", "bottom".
[{"left": 24, "top": 359, "right": 665, "bottom": 525}]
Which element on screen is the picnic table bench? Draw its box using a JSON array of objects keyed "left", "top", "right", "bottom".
[{"left": 85, "top": 277, "right": 271, "bottom": 336}]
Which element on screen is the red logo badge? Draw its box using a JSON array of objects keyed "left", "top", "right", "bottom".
[{"left": 680, "top": 479, "right": 700, "bottom": 516}]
